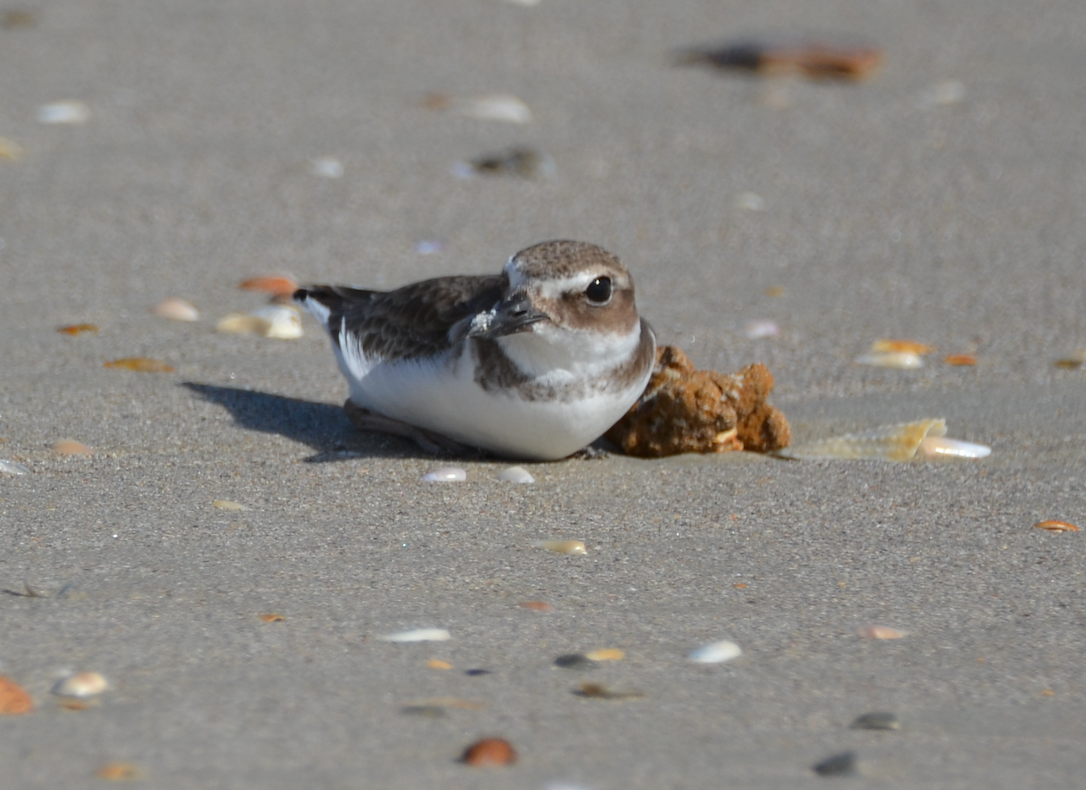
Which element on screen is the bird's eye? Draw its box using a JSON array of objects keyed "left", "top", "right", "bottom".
[{"left": 585, "top": 277, "right": 612, "bottom": 305}]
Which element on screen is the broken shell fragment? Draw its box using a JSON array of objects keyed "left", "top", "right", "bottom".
[
  {"left": 1034, "top": 520, "right": 1080, "bottom": 533},
  {"left": 944, "top": 353, "right": 977, "bottom": 366},
  {"left": 104, "top": 357, "right": 175, "bottom": 372},
  {"left": 496, "top": 466, "right": 534, "bottom": 483},
  {"left": 857, "top": 625, "right": 908, "bottom": 640},
  {"left": 554, "top": 654, "right": 598, "bottom": 670},
  {"left": 427, "top": 659, "right": 452, "bottom": 670},
  {"left": 52, "top": 672, "right": 108, "bottom": 699},
  {"left": 458, "top": 94, "right": 532, "bottom": 124},
  {"left": 259, "top": 613, "right": 285, "bottom": 622},
  {"left": 151, "top": 297, "right": 199, "bottom": 322},
  {"left": 688, "top": 639, "right": 742, "bottom": 664},
  {"left": 212, "top": 500, "right": 247, "bottom": 511},
  {"left": 585, "top": 649, "right": 624, "bottom": 662},
  {"left": 421, "top": 467, "right": 467, "bottom": 482},
  {"left": 850, "top": 711, "right": 900, "bottom": 731},
  {"left": 678, "top": 37, "right": 883, "bottom": 81},
  {"left": 0, "top": 459, "right": 30, "bottom": 476},
  {"left": 95, "top": 763, "right": 142, "bottom": 781},
  {"left": 37, "top": 100, "right": 90, "bottom": 124},
  {"left": 870, "top": 339, "right": 933, "bottom": 355},
  {"left": 575, "top": 682, "right": 644, "bottom": 700},
  {"left": 781, "top": 419, "right": 988, "bottom": 462},
  {"left": 0, "top": 675, "right": 33, "bottom": 714},
  {"left": 533, "top": 539, "right": 587, "bottom": 555},
  {"left": 58, "top": 323, "right": 98, "bottom": 335},
  {"left": 855, "top": 351, "right": 923, "bottom": 369},
  {"left": 379, "top": 628, "right": 451, "bottom": 643},
  {"left": 52, "top": 440, "right": 92, "bottom": 456},
  {"left": 461, "top": 737, "right": 517, "bottom": 766},
  {"left": 813, "top": 751, "right": 857, "bottom": 777},
  {"left": 238, "top": 274, "right": 299, "bottom": 297},
  {"left": 518, "top": 601, "right": 553, "bottom": 611},
  {"left": 216, "top": 306, "right": 303, "bottom": 339}
]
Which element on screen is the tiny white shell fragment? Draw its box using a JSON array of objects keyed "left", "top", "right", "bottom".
[
  {"left": 857, "top": 625, "right": 908, "bottom": 640},
  {"left": 855, "top": 351, "right": 923, "bottom": 369},
  {"left": 533, "top": 539, "right": 587, "bottom": 555},
  {"left": 734, "top": 191, "right": 766, "bottom": 211},
  {"left": 917, "top": 436, "right": 991, "bottom": 459},
  {"left": 52, "top": 671, "right": 108, "bottom": 699},
  {"left": 688, "top": 640, "right": 742, "bottom": 663},
  {"left": 421, "top": 467, "right": 467, "bottom": 482},
  {"left": 744, "top": 319, "right": 780, "bottom": 339},
  {"left": 212, "top": 499, "right": 247, "bottom": 511},
  {"left": 379, "top": 628, "right": 451, "bottom": 643},
  {"left": 216, "top": 305, "right": 303, "bottom": 339},
  {"left": 496, "top": 466, "right": 534, "bottom": 483},
  {"left": 152, "top": 297, "right": 200, "bottom": 322},
  {"left": 0, "top": 459, "right": 30, "bottom": 476},
  {"left": 458, "top": 94, "right": 532, "bottom": 124},
  {"left": 38, "top": 100, "right": 90, "bottom": 124},
  {"left": 310, "top": 156, "right": 343, "bottom": 178},
  {"left": 780, "top": 419, "right": 947, "bottom": 462}
]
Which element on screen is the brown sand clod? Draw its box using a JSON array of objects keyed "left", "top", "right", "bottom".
[{"left": 605, "top": 346, "right": 790, "bottom": 457}]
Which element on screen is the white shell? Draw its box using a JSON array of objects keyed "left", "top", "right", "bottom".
[
  {"left": 0, "top": 459, "right": 30, "bottom": 476},
  {"left": 496, "top": 466, "right": 534, "bottom": 483},
  {"left": 917, "top": 436, "right": 991, "bottom": 459},
  {"left": 458, "top": 94, "right": 532, "bottom": 124},
  {"left": 379, "top": 628, "right": 451, "bottom": 643},
  {"left": 52, "top": 671, "right": 108, "bottom": 698},
  {"left": 216, "top": 306, "right": 303, "bottom": 339},
  {"left": 688, "top": 640, "right": 743, "bottom": 664},
  {"left": 855, "top": 351, "right": 923, "bottom": 369},
  {"left": 152, "top": 297, "right": 200, "bottom": 322},
  {"left": 421, "top": 467, "right": 467, "bottom": 482},
  {"left": 780, "top": 419, "right": 947, "bottom": 462},
  {"left": 37, "top": 100, "right": 90, "bottom": 124},
  {"left": 744, "top": 319, "right": 780, "bottom": 339}
]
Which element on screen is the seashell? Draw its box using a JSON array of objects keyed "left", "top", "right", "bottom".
[
  {"left": 678, "top": 37, "right": 882, "bottom": 81},
  {"left": 0, "top": 136, "right": 25, "bottom": 161},
  {"left": 212, "top": 499, "right": 247, "bottom": 511},
  {"left": 309, "top": 156, "right": 343, "bottom": 178},
  {"left": 151, "top": 297, "right": 199, "bottom": 322},
  {"left": 744, "top": 319, "right": 780, "bottom": 338},
  {"left": 533, "top": 539, "right": 587, "bottom": 555},
  {"left": 0, "top": 459, "right": 30, "bottom": 476},
  {"left": 575, "top": 682, "right": 644, "bottom": 700},
  {"left": 458, "top": 94, "right": 532, "bottom": 124},
  {"left": 688, "top": 640, "right": 742, "bottom": 664},
  {"left": 496, "top": 466, "right": 534, "bottom": 483},
  {"left": 780, "top": 419, "right": 946, "bottom": 462},
  {"left": 870, "top": 339, "right": 933, "bottom": 355},
  {"left": 259, "top": 613, "right": 285, "bottom": 622},
  {"left": 518, "top": 600, "right": 553, "bottom": 611},
  {"left": 1034, "top": 520, "right": 1079, "bottom": 533},
  {"left": 461, "top": 737, "right": 518, "bottom": 767},
  {"left": 734, "top": 191, "right": 766, "bottom": 211},
  {"left": 37, "top": 100, "right": 90, "bottom": 124},
  {"left": 857, "top": 624, "right": 908, "bottom": 639},
  {"left": 813, "top": 751, "right": 857, "bottom": 777},
  {"left": 944, "top": 353, "right": 976, "bottom": 366},
  {"left": 95, "top": 763, "right": 141, "bottom": 781},
  {"left": 917, "top": 436, "right": 991, "bottom": 460},
  {"left": 52, "top": 671, "right": 108, "bottom": 699},
  {"left": 52, "top": 440, "right": 92, "bottom": 456},
  {"left": 216, "top": 305, "right": 303, "bottom": 339},
  {"left": 421, "top": 467, "right": 467, "bottom": 482},
  {"left": 0, "top": 675, "right": 33, "bottom": 714},
  {"left": 427, "top": 659, "right": 452, "bottom": 670},
  {"left": 379, "top": 628, "right": 451, "bottom": 643},
  {"left": 585, "top": 649, "right": 624, "bottom": 662},
  {"left": 104, "top": 357, "right": 175, "bottom": 372},
  {"left": 237, "top": 274, "right": 299, "bottom": 296},
  {"left": 850, "top": 711, "right": 900, "bottom": 731},
  {"left": 57, "top": 323, "right": 98, "bottom": 335},
  {"left": 855, "top": 351, "right": 923, "bottom": 369}
]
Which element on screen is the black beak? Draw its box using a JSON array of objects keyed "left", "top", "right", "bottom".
[{"left": 466, "top": 293, "right": 548, "bottom": 339}]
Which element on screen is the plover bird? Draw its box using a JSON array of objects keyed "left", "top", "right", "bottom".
[{"left": 294, "top": 240, "right": 656, "bottom": 460}]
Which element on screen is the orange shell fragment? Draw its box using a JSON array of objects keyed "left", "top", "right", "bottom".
[
  {"left": 1034, "top": 520, "right": 1079, "bottom": 533},
  {"left": 58, "top": 323, "right": 98, "bottom": 335},
  {"left": 95, "top": 762, "right": 142, "bottom": 780},
  {"left": 944, "top": 354, "right": 977, "bottom": 366},
  {"left": 518, "top": 600, "right": 554, "bottom": 611},
  {"left": 461, "top": 738, "right": 517, "bottom": 767},
  {"left": 0, "top": 675, "right": 33, "bottom": 714},
  {"left": 259, "top": 613, "right": 285, "bottom": 622},
  {"left": 104, "top": 358, "right": 175, "bottom": 373},
  {"left": 238, "top": 275, "right": 299, "bottom": 297},
  {"left": 870, "top": 339, "right": 933, "bottom": 355}
]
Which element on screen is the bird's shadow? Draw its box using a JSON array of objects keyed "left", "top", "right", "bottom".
[{"left": 182, "top": 382, "right": 428, "bottom": 462}]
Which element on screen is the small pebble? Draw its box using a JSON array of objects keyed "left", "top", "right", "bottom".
[
  {"left": 461, "top": 737, "right": 517, "bottom": 767},
  {"left": 1034, "top": 520, "right": 1080, "bottom": 533},
  {"left": 212, "top": 500, "right": 247, "bottom": 511},
  {"left": 812, "top": 751, "right": 857, "bottom": 777},
  {"left": 0, "top": 459, "right": 30, "bottom": 476},
  {"left": 575, "top": 682, "right": 644, "bottom": 700},
  {"left": 465, "top": 669, "right": 491, "bottom": 676},
  {"left": 0, "top": 675, "right": 33, "bottom": 714},
  {"left": 379, "top": 628, "right": 451, "bottom": 643},
  {"left": 103, "top": 357, "right": 175, "bottom": 373},
  {"left": 310, "top": 156, "right": 344, "bottom": 178},
  {"left": 151, "top": 297, "right": 200, "bottom": 322},
  {"left": 421, "top": 467, "right": 466, "bottom": 482},
  {"left": 464, "top": 146, "right": 555, "bottom": 179},
  {"left": 857, "top": 625, "right": 908, "bottom": 640},
  {"left": 688, "top": 639, "right": 742, "bottom": 664},
  {"left": 37, "top": 100, "right": 90, "bottom": 124},
  {"left": 52, "top": 440, "right": 92, "bottom": 456},
  {"left": 850, "top": 711, "right": 900, "bottom": 731},
  {"left": 533, "top": 539, "right": 587, "bottom": 555},
  {"left": 496, "top": 466, "right": 534, "bottom": 483},
  {"left": 554, "top": 654, "right": 598, "bottom": 670},
  {"left": 52, "top": 671, "right": 108, "bottom": 699}
]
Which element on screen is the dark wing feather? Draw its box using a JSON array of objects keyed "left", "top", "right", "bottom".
[{"left": 295, "top": 275, "right": 504, "bottom": 362}]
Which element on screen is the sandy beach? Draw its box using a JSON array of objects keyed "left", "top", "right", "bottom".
[{"left": 2, "top": 1, "right": 1085, "bottom": 787}]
